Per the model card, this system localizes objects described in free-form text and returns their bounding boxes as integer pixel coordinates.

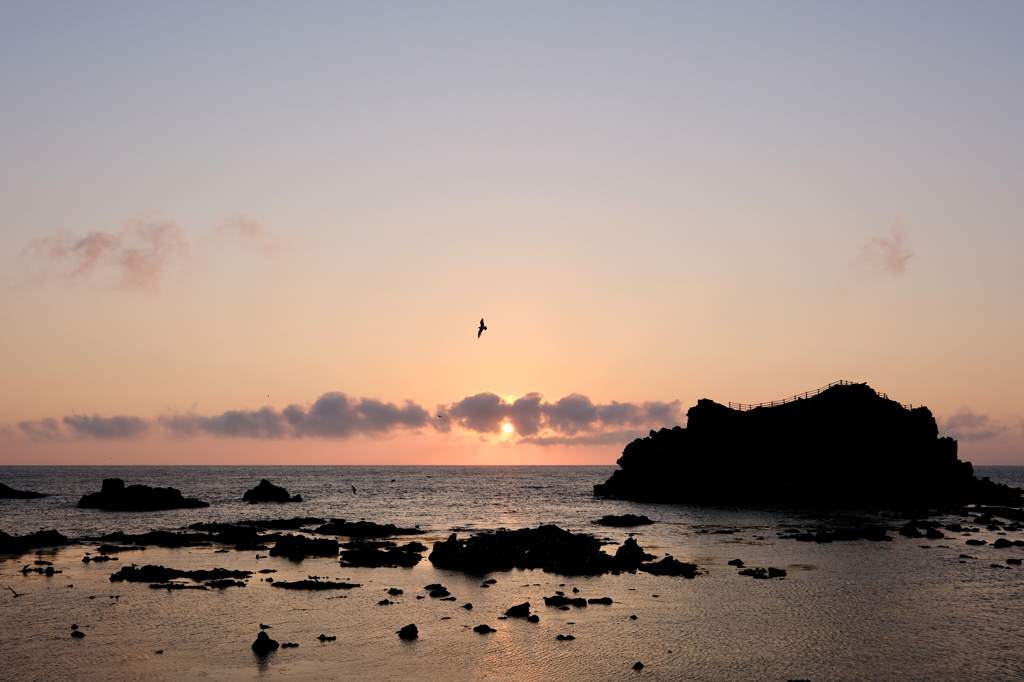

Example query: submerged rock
[594,382,1021,508]
[0,482,46,499]
[242,479,303,503]
[597,514,654,527]
[78,478,208,511]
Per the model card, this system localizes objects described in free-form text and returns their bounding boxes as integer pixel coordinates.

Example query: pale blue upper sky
[2,2,1023,464]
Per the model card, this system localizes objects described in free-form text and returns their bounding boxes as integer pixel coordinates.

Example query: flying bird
[478,318,487,338]
[351,484,357,494]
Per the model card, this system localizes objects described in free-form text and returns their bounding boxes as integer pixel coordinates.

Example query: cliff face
[594,383,1016,508]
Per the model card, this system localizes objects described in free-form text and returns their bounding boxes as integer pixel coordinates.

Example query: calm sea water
[2,465,1023,682]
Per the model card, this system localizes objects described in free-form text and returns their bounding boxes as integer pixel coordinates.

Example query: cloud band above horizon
[8,390,684,447]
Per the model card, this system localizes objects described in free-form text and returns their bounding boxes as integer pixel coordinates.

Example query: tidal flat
[2,465,1023,681]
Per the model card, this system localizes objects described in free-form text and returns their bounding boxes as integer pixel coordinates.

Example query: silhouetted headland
[78,478,210,511]
[0,482,46,499]
[594,382,1023,508]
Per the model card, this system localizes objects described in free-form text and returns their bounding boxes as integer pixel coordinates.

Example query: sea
[2,465,1023,682]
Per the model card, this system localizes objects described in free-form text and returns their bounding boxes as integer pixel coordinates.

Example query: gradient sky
[2,2,1023,465]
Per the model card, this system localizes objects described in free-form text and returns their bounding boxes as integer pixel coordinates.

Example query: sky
[1,1,1023,466]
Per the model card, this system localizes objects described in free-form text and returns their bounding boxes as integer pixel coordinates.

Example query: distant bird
[478,318,487,338]
[351,485,357,494]
[260,623,271,629]
[7,585,19,598]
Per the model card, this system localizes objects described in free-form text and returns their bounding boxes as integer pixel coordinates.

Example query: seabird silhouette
[351,485,357,494]
[260,623,271,629]
[478,318,487,338]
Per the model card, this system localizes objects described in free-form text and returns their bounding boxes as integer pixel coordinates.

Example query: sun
[502,423,514,434]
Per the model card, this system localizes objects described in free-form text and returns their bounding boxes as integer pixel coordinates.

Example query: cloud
[161,392,430,439]
[14,214,190,293]
[438,391,682,443]
[16,418,65,442]
[63,414,150,439]
[9,391,682,447]
[213,216,289,259]
[859,220,912,276]
[939,408,1009,442]
[10,213,287,292]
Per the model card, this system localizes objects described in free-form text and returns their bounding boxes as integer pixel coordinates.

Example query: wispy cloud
[6,390,682,447]
[9,213,286,293]
[63,414,151,439]
[859,220,912,276]
[161,392,431,440]
[939,408,1009,442]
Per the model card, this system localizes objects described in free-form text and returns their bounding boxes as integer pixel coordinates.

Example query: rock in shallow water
[397,624,418,640]
[252,631,279,654]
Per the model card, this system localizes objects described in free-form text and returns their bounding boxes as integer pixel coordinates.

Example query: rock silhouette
[269,534,339,561]
[0,482,46,499]
[429,525,681,576]
[314,519,425,537]
[242,480,303,503]
[594,382,1022,508]
[78,478,209,511]
[252,631,279,654]
[110,565,252,583]
[397,624,418,640]
[596,514,653,527]
[0,529,73,555]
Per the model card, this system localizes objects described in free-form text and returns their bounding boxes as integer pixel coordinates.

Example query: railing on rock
[728,380,913,411]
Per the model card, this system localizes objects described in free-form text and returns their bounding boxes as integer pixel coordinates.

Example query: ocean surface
[2,465,1023,682]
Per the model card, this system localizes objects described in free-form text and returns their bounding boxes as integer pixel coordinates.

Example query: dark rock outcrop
[78,478,209,511]
[109,565,252,583]
[0,529,73,555]
[429,525,679,576]
[505,602,531,618]
[473,624,496,634]
[0,482,45,499]
[242,480,302,503]
[596,514,654,527]
[397,624,418,640]
[271,580,361,590]
[269,534,339,561]
[314,519,424,538]
[594,383,1018,508]
[338,540,424,568]
[252,631,279,654]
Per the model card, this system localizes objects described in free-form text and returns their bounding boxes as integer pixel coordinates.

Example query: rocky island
[78,478,210,511]
[595,381,1023,508]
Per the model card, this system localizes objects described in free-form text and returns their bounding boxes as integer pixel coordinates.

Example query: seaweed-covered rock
[78,478,209,511]
[594,383,1019,508]
[0,482,46,499]
[242,480,302,503]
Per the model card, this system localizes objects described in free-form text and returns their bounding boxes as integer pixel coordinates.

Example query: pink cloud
[860,221,912,276]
